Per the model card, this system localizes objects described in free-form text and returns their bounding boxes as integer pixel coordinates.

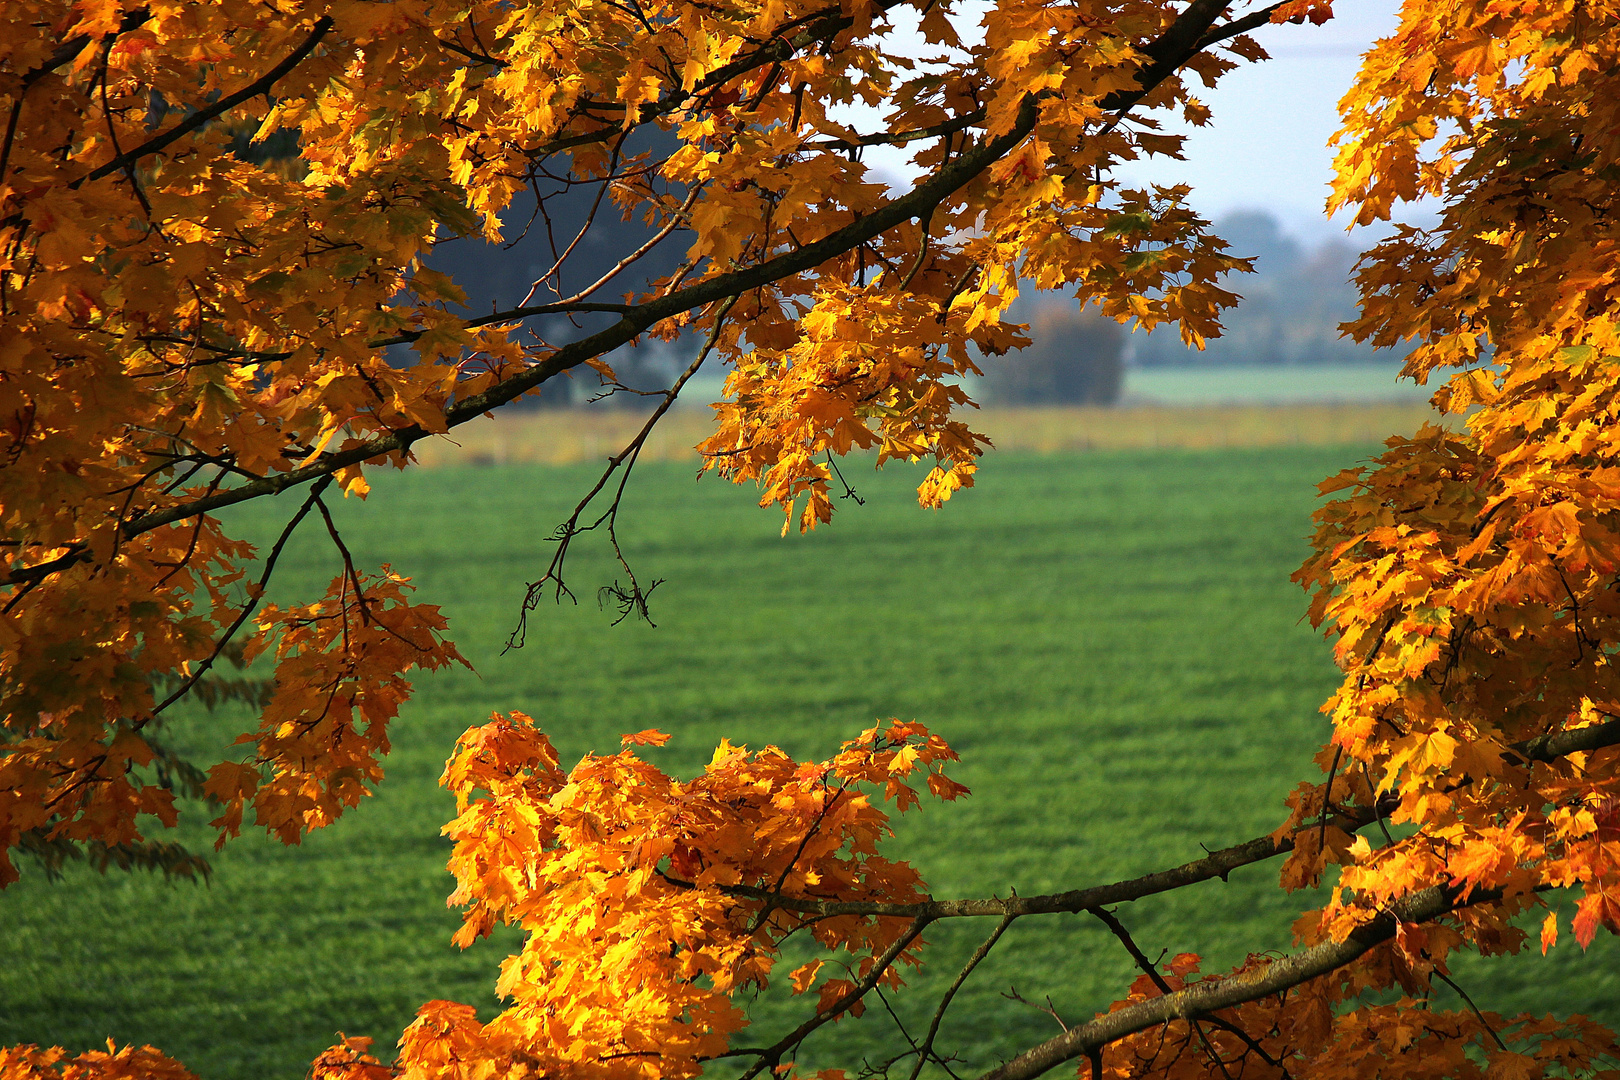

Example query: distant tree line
[1127,210,1401,368]
[428,197,1393,409]
[974,210,1405,407]
[424,132,693,407]
[973,300,1126,406]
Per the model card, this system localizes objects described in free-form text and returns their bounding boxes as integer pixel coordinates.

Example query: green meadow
[3,447,1615,1079]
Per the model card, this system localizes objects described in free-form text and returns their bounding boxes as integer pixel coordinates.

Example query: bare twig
[907,913,1018,1080]
[139,474,333,725]
[1362,762,1395,846]
[1002,986,1070,1032]
[1431,969,1508,1052]
[542,184,705,308]
[506,294,741,644]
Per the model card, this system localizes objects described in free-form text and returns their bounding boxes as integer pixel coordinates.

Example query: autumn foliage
[5,0,1620,1077]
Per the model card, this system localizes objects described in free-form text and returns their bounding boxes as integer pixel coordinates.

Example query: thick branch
[1192,1,1292,52]
[84,94,1043,549]
[1095,0,1233,115]
[678,717,1620,922]
[1515,716,1620,762]
[976,886,1466,1080]
[693,821,1321,920]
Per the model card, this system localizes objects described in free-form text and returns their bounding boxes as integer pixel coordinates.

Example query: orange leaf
[1573,891,1620,949]
[789,960,824,994]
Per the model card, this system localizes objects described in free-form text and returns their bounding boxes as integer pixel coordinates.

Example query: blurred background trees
[1128,210,1389,368]
[429,203,1396,411]
[975,301,1127,406]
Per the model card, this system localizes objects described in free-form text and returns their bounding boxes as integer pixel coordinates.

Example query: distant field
[2,447,1610,1080]
[409,398,1453,468]
[1121,363,1434,406]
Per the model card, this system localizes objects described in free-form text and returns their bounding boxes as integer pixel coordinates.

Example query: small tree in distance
[3,1,1620,1079]
[976,300,1126,406]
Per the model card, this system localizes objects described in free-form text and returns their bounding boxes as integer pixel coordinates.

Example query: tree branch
[139,474,333,725]
[1192,1,1292,53]
[1,8,154,180]
[906,912,1018,1080]
[976,885,1481,1080]
[64,93,1043,553]
[505,293,741,642]
[3,0,1314,588]
[733,916,933,1080]
[663,716,1620,923]
[72,17,334,188]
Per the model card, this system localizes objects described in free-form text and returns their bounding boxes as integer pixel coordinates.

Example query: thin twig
[505,293,740,645]
[1002,986,1069,1032]
[547,184,705,307]
[1362,762,1396,846]
[1315,745,1344,862]
[733,917,933,1080]
[1431,970,1508,1051]
[907,913,1017,1080]
[139,474,334,725]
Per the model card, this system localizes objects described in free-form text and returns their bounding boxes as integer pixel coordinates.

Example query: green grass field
[2,447,1615,1079]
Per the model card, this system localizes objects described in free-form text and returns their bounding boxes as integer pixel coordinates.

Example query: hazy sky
[853,0,1421,246]
[1109,0,1413,243]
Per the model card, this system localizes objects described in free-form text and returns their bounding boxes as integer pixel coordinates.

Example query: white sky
[1109,0,1415,243]
[855,0,1423,247]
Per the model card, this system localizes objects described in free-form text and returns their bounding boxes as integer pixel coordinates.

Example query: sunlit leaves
[15,0,1620,1076]
[1282,0,1620,1004]
[413,714,962,1080]
[2,0,1266,874]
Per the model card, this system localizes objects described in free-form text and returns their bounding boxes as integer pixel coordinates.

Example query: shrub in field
[3,1,1620,1079]
[977,302,1125,406]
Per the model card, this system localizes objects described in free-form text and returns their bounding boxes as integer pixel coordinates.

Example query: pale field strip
[408,402,1458,468]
